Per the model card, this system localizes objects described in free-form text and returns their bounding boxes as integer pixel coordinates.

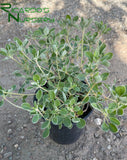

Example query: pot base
[49,105,93,145]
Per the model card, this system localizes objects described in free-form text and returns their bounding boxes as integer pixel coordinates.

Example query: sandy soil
[0,0,127,160]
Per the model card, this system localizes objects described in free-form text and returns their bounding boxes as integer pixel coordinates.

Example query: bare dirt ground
[0,0,127,160]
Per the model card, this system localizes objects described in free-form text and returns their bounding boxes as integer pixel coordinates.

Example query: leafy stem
[35,58,45,75]
[4,97,26,111]
[81,29,85,69]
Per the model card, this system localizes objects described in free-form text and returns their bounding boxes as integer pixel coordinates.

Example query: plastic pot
[33,83,93,144]
[49,104,93,144]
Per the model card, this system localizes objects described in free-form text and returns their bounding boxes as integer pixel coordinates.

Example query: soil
[0,0,127,160]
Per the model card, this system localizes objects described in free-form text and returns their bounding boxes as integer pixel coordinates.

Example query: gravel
[4,152,12,158]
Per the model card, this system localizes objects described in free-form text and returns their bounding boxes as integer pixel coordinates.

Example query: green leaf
[49,90,55,100]
[76,119,86,129]
[77,74,85,81]
[32,114,40,124]
[22,95,27,103]
[94,74,102,82]
[44,27,49,35]
[66,15,71,20]
[42,128,50,138]
[63,87,69,93]
[0,100,4,107]
[89,96,97,103]
[62,50,67,57]
[73,16,79,22]
[121,105,127,109]
[62,92,67,102]
[101,72,109,81]
[77,110,83,116]
[73,106,80,112]
[109,123,118,133]
[104,52,113,60]
[39,40,45,45]
[101,122,109,132]
[91,103,100,111]
[108,102,118,110]
[32,48,37,56]
[33,74,40,81]
[99,43,106,54]
[14,72,22,77]
[80,17,85,30]
[54,99,60,107]
[14,37,22,46]
[83,96,89,103]
[0,48,7,56]
[117,108,123,115]
[0,86,3,90]
[26,86,34,90]
[33,30,42,36]
[101,60,110,67]
[60,29,67,35]
[63,117,71,128]
[60,39,65,44]
[36,90,42,101]
[108,110,116,116]
[70,98,75,106]
[67,77,73,84]
[21,103,32,111]
[60,108,68,115]
[23,39,28,47]
[41,120,50,129]
[6,44,10,50]
[85,51,93,62]
[0,90,3,96]
[119,97,127,103]
[110,117,120,126]
[52,116,58,125]
[72,117,80,123]
[115,85,126,96]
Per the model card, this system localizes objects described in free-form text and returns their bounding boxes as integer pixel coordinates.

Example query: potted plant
[0,15,127,144]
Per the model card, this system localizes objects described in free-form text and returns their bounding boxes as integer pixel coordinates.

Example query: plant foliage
[0,15,127,138]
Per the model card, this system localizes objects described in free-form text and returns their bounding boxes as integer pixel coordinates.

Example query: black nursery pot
[49,104,93,145]
[33,84,93,145]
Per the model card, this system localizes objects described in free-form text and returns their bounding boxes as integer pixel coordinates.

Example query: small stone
[68,153,72,159]
[23,124,27,128]
[18,147,21,150]
[0,149,4,154]
[14,144,19,149]
[94,130,101,138]
[7,129,12,135]
[107,145,111,150]
[20,136,24,139]
[94,118,102,125]
[9,156,12,160]
[110,152,116,157]
[8,120,12,124]
[93,158,98,160]
[8,39,11,41]
[4,152,12,158]
[107,138,111,142]
[113,135,116,140]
